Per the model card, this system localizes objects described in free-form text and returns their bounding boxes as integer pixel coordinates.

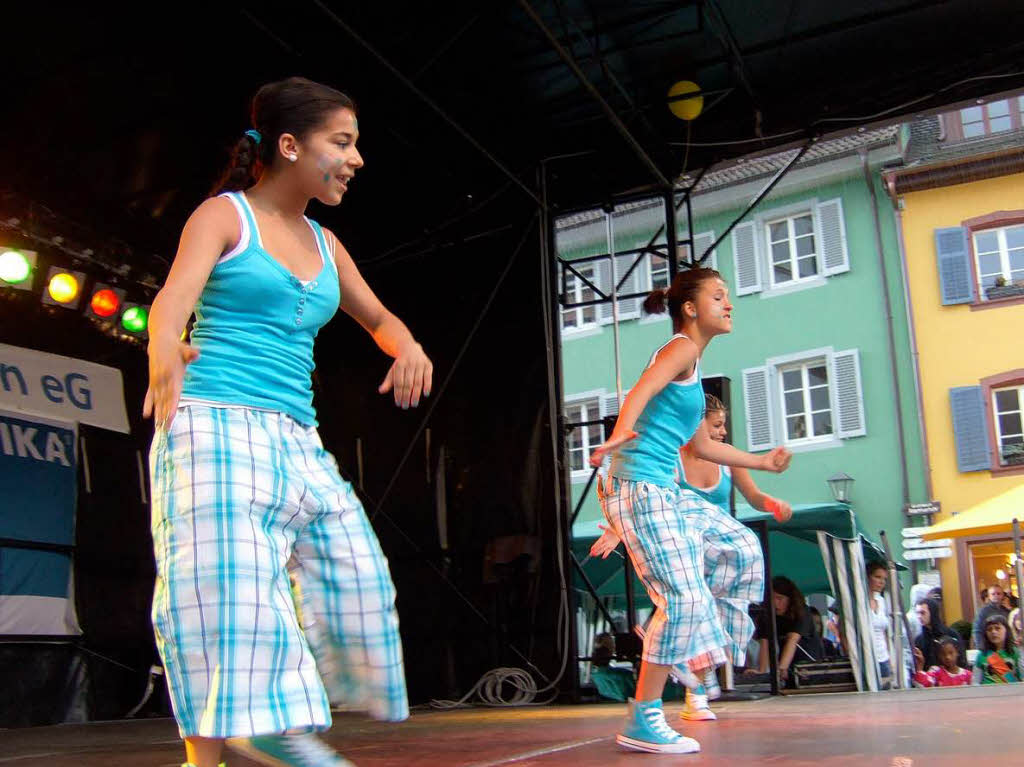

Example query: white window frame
[765,211,820,289]
[564,390,606,480]
[765,347,843,453]
[560,262,602,338]
[754,199,828,299]
[973,224,1024,297]
[992,384,1024,467]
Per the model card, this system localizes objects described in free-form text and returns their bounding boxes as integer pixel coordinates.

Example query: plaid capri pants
[679,494,764,665]
[600,477,729,667]
[149,405,408,738]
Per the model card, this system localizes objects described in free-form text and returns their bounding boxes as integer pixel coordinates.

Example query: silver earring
[691,312,698,319]
[288,154,298,162]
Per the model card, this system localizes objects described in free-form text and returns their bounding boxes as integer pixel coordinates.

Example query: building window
[779,360,832,444]
[561,263,599,331]
[649,254,670,290]
[993,385,1024,467]
[960,99,1013,138]
[973,224,1024,294]
[565,397,603,474]
[766,212,818,287]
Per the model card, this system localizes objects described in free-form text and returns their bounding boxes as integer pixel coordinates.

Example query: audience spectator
[1009,607,1023,649]
[808,606,838,659]
[913,636,971,687]
[867,562,893,688]
[589,633,634,702]
[750,577,817,686]
[973,614,1022,684]
[973,584,1010,649]
[914,598,966,671]
[906,584,932,640]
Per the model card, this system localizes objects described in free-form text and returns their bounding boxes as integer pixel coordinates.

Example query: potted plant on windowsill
[986,276,1024,301]
[1002,444,1024,467]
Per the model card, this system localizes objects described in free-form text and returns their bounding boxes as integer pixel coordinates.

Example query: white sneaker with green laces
[227,733,354,767]
[680,686,717,721]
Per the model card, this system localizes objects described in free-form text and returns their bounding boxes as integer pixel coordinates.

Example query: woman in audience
[914,598,966,671]
[750,577,817,686]
[913,636,970,687]
[973,614,1022,684]
[867,562,893,688]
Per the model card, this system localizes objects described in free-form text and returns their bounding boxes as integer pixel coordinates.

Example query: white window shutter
[693,231,717,270]
[817,198,850,276]
[742,366,774,451]
[599,255,643,322]
[732,221,761,295]
[832,349,866,438]
[603,391,621,418]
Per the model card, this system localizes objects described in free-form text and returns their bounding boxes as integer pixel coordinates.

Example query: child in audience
[973,614,1022,684]
[913,636,970,687]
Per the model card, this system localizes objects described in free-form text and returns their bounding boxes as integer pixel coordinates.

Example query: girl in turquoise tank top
[588,268,791,755]
[145,78,431,767]
[677,394,793,521]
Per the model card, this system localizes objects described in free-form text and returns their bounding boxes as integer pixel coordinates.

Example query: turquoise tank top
[677,461,732,512]
[181,192,340,426]
[609,334,706,486]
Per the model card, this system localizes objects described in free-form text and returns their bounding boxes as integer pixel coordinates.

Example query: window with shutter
[564,396,603,478]
[949,386,992,472]
[742,366,774,451]
[972,224,1024,301]
[935,227,975,305]
[817,198,850,276]
[832,349,866,438]
[733,221,761,295]
[600,254,644,322]
[756,347,865,451]
[777,359,833,443]
[560,262,600,333]
[679,231,717,271]
[992,385,1024,467]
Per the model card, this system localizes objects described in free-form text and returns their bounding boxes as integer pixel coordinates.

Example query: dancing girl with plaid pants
[145,78,432,767]
[588,267,791,754]
[592,392,792,723]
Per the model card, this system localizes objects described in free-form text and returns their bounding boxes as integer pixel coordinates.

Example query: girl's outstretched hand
[589,430,637,467]
[759,446,792,473]
[764,496,793,523]
[589,524,622,559]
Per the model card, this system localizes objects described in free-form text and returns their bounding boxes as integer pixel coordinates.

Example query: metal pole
[758,520,781,695]
[540,161,579,702]
[702,139,815,257]
[310,0,542,207]
[606,213,623,406]
[517,0,672,189]
[880,529,914,689]
[1013,519,1024,606]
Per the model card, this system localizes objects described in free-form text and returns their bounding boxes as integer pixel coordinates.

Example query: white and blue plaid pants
[600,477,729,667]
[150,405,408,738]
[681,496,764,665]
[601,477,763,668]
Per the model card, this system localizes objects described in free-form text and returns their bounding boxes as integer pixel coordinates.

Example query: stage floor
[2,685,1019,765]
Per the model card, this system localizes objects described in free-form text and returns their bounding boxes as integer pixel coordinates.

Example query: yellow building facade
[888,125,1024,624]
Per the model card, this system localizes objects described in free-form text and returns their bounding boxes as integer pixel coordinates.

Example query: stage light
[668,80,703,121]
[0,248,38,290]
[86,283,125,320]
[120,303,150,335]
[42,267,87,308]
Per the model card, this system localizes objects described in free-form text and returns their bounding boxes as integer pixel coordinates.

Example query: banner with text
[0,409,81,635]
[0,343,129,433]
